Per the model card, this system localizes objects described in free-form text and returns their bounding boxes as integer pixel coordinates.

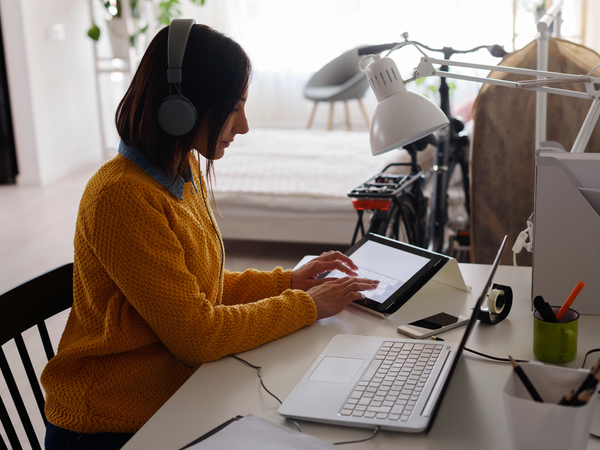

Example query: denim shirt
[118,141,198,200]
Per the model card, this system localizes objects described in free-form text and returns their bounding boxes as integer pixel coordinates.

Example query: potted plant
[88,0,205,56]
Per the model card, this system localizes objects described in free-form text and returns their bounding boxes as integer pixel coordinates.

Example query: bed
[211,128,435,246]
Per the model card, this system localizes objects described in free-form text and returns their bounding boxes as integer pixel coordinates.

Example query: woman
[41,21,378,449]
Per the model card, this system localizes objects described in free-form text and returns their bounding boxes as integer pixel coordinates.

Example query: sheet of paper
[185,415,339,450]
[539,150,600,189]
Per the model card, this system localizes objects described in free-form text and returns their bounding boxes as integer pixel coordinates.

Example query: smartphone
[397,312,469,339]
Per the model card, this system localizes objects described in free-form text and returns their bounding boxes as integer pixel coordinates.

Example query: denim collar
[118,141,197,200]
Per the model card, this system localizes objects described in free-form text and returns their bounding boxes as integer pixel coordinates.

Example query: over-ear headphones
[478,283,513,325]
[158,19,198,136]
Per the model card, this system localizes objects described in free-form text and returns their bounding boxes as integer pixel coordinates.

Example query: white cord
[384,41,428,58]
[512,212,534,266]
[358,41,429,72]
[587,64,600,76]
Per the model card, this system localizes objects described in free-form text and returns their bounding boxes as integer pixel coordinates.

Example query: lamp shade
[364,55,449,156]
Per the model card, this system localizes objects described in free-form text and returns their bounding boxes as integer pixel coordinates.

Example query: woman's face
[195,93,249,160]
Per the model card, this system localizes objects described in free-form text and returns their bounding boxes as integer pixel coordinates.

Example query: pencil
[572,388,595,406]
[556,280,585,321]
[558,389,575,405]
[574,359,600,397]
[509,356,544,402]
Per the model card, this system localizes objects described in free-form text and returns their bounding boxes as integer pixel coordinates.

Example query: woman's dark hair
[115,24,251,187]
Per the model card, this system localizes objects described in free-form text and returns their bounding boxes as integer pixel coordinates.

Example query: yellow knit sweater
[41,152,317,434]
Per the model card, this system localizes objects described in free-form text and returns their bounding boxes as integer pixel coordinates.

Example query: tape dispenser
[478,283,513,325]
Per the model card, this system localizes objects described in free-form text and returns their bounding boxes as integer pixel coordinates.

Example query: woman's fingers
[307,277,380,320]
[306,260,358,277]
[291,251,362,291]
[317,251,359,271]
[301,275,378,291]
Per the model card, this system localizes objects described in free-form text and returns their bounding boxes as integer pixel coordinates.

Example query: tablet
[324,233,449,315]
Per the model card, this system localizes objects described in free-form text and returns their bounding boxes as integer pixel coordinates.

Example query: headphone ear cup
[158,95,198,136]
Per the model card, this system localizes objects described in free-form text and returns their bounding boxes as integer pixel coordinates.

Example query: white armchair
[304,48,371,130]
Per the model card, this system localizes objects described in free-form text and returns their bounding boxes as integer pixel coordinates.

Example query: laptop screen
[425,235,508,432]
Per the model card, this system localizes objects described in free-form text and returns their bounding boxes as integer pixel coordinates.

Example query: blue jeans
[45,423,134,450]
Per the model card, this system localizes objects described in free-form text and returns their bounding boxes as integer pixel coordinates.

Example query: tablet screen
[324,233,448,314]
[328,239,430,304]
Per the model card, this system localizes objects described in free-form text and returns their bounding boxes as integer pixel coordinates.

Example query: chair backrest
[306,48,365,88]
[0,263,74,450]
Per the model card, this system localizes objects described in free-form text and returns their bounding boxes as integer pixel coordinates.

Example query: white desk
[122,265,600,449]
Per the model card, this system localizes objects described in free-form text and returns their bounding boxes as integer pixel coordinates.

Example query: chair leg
[344,101,351,131]
[306,102,318,129]
[358,98,371,129]
[328,102,334,130]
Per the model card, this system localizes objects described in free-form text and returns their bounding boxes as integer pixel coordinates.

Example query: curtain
[182,0,518,129]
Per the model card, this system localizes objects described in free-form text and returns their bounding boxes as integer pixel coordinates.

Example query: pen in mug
[556,280,585,321]
[533,296,557,322]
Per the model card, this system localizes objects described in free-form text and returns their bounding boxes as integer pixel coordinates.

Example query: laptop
[279,236,508,433]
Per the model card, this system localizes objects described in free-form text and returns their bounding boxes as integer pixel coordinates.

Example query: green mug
[533,307,578,363]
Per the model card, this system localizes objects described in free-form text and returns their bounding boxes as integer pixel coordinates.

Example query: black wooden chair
[0,263,73,450]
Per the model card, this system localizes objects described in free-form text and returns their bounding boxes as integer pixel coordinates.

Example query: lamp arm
[418,68,592,101]
[409,56,600,153]
[418,56,594,83]
[413,56,598,101]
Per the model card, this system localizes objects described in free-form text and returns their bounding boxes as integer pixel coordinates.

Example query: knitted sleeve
[83,180,317,366]
[221,268,293,305]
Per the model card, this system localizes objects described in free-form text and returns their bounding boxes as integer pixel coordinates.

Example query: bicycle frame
[348,150,428,247]
[357,37,507,253]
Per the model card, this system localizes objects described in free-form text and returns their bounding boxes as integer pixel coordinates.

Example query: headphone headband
[167,19,196,83]
[158,18,198,136]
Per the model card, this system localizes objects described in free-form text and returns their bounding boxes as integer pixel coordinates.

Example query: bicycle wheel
[400,187,428,248]
[366,210,391,237]
[367,189,427,248]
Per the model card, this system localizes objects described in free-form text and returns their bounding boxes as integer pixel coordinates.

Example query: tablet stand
[350,256,471,319]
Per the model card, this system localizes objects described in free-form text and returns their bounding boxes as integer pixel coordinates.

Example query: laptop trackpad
[308,357,365,383]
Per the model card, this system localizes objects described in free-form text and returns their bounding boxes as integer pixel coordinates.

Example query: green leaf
[87,24,101,41]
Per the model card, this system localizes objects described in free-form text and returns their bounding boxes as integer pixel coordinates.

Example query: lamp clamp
[413,57,437,79]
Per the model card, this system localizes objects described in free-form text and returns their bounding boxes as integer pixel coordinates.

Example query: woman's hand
[290,251,379,319]
[307,277,379,320]
[291,251,360,291]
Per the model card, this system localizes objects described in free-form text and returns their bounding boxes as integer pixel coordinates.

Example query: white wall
[0,0,103,185]
[585,0,600,56]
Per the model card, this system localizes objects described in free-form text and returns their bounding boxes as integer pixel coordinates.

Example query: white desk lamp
[360,42,600,156]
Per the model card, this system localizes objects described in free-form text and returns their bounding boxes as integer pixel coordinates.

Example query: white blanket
[211,128,433,244]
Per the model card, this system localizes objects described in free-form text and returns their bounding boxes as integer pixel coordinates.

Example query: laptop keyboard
[339,341,442,422]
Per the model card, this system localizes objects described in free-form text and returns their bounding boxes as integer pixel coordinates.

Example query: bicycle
[352,34,507,253]
[348,135,433,248]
